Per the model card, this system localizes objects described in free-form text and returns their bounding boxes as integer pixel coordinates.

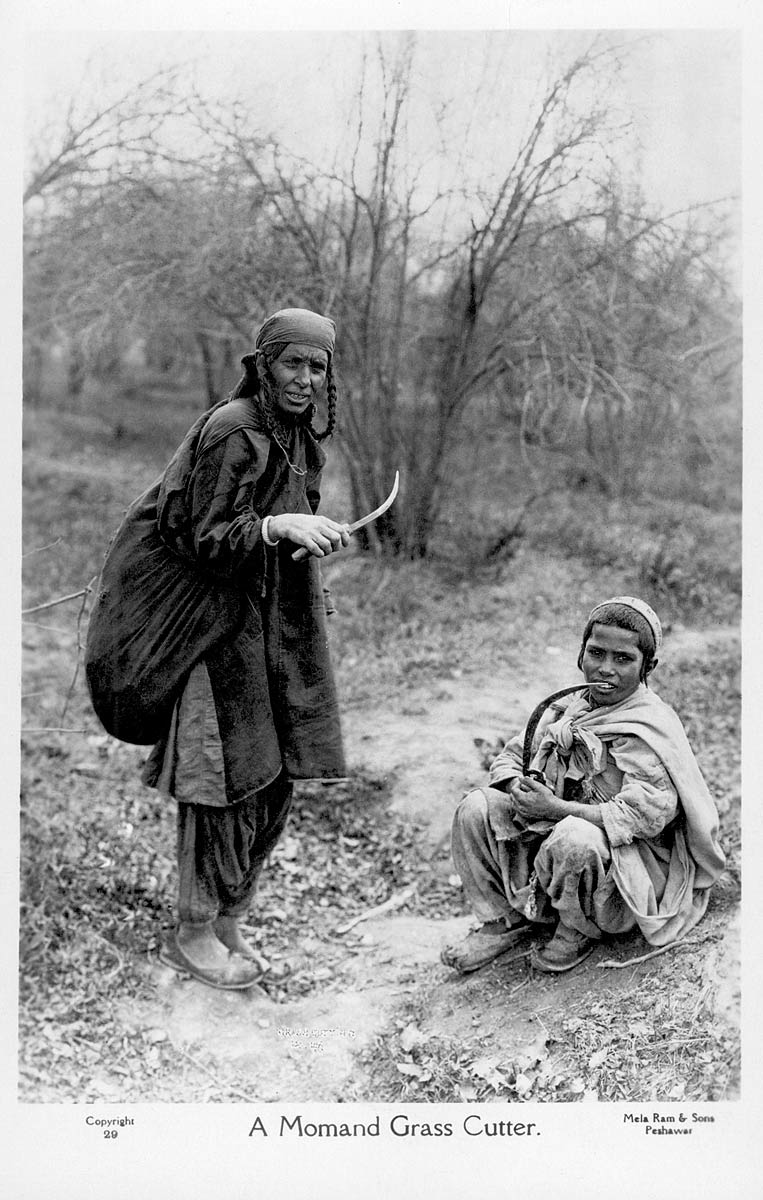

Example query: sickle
[522,684,588,779]
[291,471,400,561]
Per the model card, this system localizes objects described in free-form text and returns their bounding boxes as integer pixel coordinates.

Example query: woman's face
[581,623,645,706]
[265,342,329,418]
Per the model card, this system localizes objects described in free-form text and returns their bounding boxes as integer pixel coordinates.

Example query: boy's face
[581,623,644,706]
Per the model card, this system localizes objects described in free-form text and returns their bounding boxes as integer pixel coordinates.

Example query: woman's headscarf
[255,308,336,355]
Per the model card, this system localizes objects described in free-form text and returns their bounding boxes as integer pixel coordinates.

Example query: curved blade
[290,471,400,561]
[348,471,400,534]
[521,684,587,776]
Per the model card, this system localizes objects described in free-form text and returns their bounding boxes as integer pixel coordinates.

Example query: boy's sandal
[441,919,532,973]
[158,934,263,991]
[530,925,596,973]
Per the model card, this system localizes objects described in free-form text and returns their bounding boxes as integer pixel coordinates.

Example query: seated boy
[441,596,725,974]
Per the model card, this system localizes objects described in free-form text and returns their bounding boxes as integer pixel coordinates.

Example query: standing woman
[118,308,350,990]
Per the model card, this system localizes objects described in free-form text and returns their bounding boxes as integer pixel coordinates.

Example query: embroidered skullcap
[587,596,663,653]
[256,308,336,355]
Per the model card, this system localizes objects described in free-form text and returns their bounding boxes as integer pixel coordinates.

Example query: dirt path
[130,648,573,1100]
[127,623,739,1102]
[341,619,739,844]
[343,673,538,850]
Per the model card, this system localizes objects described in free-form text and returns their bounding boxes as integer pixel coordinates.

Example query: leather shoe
[441,919,531,973]
[531,923,595,973]
[159,933,263,990]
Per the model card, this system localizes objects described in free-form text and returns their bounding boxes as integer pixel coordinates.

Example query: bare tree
[237,39,636,555]
[190,39,626,552]
[23,34,740,554]
[24,63,197,401]
[24,64,189,207]
[494,184,741,499]
[24,155,292,405]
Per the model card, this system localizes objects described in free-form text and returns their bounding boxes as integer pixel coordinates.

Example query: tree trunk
[197,332,218,408]
[67,341,86,400]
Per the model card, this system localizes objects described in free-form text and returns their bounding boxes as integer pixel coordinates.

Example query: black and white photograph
[7,0,758,1196]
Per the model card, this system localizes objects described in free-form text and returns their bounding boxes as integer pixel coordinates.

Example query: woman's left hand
[512,776,565,822]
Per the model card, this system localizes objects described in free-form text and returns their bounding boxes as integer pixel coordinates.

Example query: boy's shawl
[530,684,725,946]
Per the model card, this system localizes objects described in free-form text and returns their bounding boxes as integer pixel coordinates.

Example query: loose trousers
[176,772,293,925]
[451,787,638,939]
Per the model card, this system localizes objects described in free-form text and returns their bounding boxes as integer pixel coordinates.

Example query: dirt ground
[112,623,740,1104]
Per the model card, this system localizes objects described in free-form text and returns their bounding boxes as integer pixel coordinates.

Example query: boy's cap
[587,596,663,653]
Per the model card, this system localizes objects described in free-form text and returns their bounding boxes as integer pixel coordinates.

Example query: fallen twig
[22,537,64,558]
[598,939,697,969]
[334,883,417,934]
[22,587,92,615]
[22,727,88,734]
[60,576,97,725]
[492,947,533,968]
[176,1046,252,1103]
[22,622,76,634]
[505,978,531,997]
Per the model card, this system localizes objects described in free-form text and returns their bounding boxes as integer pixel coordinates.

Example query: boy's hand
[512,776,565,822]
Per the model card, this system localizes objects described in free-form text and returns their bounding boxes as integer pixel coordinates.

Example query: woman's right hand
[268,513,351,557]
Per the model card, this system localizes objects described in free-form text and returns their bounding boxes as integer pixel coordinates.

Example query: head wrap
[255,308,336,355]
[587,596,663,653]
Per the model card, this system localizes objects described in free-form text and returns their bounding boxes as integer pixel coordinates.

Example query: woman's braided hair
[231,342,337,443]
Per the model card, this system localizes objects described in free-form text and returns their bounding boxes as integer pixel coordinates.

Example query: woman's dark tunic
[140,396,346,804]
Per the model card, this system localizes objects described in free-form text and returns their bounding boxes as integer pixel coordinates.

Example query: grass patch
[19,397,741,1104]
[353,909,739,1105]
[525,493,741,627]
[18,741,467,1101]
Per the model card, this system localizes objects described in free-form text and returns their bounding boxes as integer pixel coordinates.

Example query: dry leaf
[469,1055,501,1078]
[564,1017,585,1033]
[627,1021,652,1037]
[72,763,100,776]
[399,1023,428,1053]
[396,1062,432,1080]
[469,1056,509,1091]
[517,1033,549,1071]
